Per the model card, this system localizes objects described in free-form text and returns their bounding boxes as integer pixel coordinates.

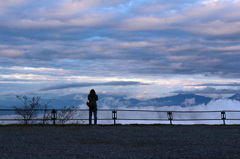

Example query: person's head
[90,89,96,95]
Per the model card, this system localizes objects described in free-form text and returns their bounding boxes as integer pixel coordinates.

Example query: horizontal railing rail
[0,109,240,125]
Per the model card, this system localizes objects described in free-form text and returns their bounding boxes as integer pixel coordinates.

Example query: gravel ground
[0,125,240,159]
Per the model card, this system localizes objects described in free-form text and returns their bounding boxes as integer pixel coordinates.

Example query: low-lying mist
[74,98,240,125]
[1,99,240,125]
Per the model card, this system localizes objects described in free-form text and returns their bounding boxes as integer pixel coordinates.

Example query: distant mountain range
[120,94,212,107]
[229,93,240,101]
[1,93,240,109]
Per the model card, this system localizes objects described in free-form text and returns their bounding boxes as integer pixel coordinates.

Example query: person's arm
[95,95,98,101]
[88,95,90,101]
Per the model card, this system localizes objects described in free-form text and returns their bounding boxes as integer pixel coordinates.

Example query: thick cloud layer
[1,0,240,76]
[0,0,240,98]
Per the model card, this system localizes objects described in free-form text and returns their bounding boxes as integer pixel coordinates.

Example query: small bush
[13,95,41,124]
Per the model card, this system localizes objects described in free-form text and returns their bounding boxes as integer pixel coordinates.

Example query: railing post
[51,109,57,125]
[112,109,117,125]
[221,111,226,125]
[167,111,173,125]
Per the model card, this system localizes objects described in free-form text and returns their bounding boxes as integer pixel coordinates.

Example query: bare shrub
[57,106,77,124]
[42,100,51,124]
[13,95,41,124]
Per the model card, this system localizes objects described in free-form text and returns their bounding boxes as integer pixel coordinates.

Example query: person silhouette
[87,89,98,125]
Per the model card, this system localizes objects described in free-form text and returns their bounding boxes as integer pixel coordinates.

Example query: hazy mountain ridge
[1,93,240,109]
[229,93,240,101]
[144,94,211,107]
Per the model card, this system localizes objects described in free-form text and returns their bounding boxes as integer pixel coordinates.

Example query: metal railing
[0,109,240,125]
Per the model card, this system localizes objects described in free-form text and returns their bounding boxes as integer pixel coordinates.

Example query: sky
[0,0,240,100]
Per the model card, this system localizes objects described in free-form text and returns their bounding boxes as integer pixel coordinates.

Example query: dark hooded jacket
[88,89,98,110]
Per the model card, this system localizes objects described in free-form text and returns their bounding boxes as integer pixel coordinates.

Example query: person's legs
[89,109,92,125]
[94,110,97,125]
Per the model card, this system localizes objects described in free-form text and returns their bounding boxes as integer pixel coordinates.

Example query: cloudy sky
[0,0,240,99]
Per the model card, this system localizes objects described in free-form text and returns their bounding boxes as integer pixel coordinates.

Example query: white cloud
[186,21,240,36]
[0,49,25,58]
[0,0,28,15]
[182,98,196,106]
[35,0,128,18]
